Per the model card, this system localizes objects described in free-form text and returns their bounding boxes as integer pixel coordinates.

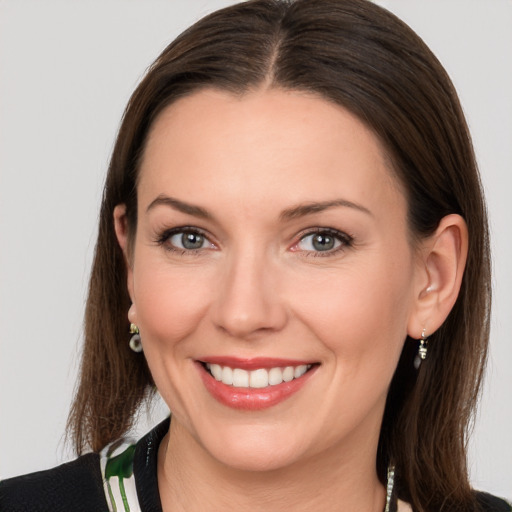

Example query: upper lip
[198,356,317,370]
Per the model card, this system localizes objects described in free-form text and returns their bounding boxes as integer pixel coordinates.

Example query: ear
[407,214,468,338]
[113,204,135,303]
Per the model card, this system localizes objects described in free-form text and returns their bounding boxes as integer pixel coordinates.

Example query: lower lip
[197,363,317,410]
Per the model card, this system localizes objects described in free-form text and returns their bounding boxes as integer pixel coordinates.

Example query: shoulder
[0,418,170,512]
[0,452,109,512]
[397,493,511,512]
[475,491,512,512]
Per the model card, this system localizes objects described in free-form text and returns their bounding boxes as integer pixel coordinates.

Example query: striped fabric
[100,438,141,512]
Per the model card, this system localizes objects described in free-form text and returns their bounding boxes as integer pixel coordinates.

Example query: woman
[0,0,510,511]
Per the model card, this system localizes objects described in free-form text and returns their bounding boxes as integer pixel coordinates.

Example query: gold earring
[129,323,142,353]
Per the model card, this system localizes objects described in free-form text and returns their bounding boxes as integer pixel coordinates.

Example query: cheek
[289,256,414,366]
[131,257,216,417]
[132,258,213,344]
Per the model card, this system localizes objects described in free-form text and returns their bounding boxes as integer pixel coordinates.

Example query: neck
[157,419,386,512]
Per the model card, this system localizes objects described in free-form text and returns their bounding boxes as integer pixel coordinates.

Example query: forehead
[138,88,404,220]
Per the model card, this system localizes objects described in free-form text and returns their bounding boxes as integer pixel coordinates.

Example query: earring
[413,328,428,370]
[384,464,395,512]
[129,323,143,353]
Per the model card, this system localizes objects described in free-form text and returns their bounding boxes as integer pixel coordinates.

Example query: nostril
[212,296,288,339]
[211,261,288,338]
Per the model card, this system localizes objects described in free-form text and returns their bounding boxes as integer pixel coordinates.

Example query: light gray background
[1,0,511,499]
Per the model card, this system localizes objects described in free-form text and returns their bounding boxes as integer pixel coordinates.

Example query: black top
[0,419,169,512]
[0,418,510,512]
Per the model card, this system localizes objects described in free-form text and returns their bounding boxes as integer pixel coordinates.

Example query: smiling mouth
[203,362,314,389]
[198,359,319,410]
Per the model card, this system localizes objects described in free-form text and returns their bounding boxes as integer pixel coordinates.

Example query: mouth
[197,358,318,410]
[203,362,312,388]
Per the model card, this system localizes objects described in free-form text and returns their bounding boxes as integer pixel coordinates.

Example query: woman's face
[121,88,424,471]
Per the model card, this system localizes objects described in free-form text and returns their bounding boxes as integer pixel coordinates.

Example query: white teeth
[210,363,222,381]
[282,366,294,382]
[249,368,269,388]
[232,368,249,387]
[268,367,284,386]
[205,363,312,388]
[294,365,308,378]
[221,366,233,385]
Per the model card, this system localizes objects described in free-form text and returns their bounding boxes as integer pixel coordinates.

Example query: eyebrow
[146,195,212,219]
[279,199,373,220]
[146,194,372,221]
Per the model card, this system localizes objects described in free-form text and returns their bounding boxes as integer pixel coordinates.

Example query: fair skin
[114,88,467,511]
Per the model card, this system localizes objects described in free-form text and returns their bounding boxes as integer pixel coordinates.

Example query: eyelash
[292,228,354,257]
[154,227,353,257]
[155,226,214,255]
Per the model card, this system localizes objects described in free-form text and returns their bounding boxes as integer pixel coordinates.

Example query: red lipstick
[196,358,317,410]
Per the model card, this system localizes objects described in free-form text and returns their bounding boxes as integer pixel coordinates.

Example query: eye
[156,228,215,253]
[170,231,209,250]
[293,229,352,254]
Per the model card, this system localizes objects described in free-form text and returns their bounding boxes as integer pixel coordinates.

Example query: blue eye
[296,230,351,253]
[170,231,208,250]
[156,228,215,252]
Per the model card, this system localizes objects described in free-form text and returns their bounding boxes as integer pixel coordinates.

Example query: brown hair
[68,1,491,510]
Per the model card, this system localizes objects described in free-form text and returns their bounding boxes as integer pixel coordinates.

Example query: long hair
[67,1,491,510]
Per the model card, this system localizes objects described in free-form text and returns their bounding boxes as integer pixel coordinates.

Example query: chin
[197,423,308,473]
[213,445,300,473]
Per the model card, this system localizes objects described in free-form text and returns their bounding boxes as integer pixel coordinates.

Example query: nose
[212,249,288,339]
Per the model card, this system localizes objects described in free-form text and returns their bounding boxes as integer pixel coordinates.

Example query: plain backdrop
[0,0,511,499]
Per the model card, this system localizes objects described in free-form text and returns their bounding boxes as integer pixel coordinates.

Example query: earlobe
[113,204,135,302]
[408,214,468,338]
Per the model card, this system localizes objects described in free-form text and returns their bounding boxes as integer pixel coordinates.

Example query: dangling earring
[414,328,428,369]
[384,464,395,512]
[129,323,143,353]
